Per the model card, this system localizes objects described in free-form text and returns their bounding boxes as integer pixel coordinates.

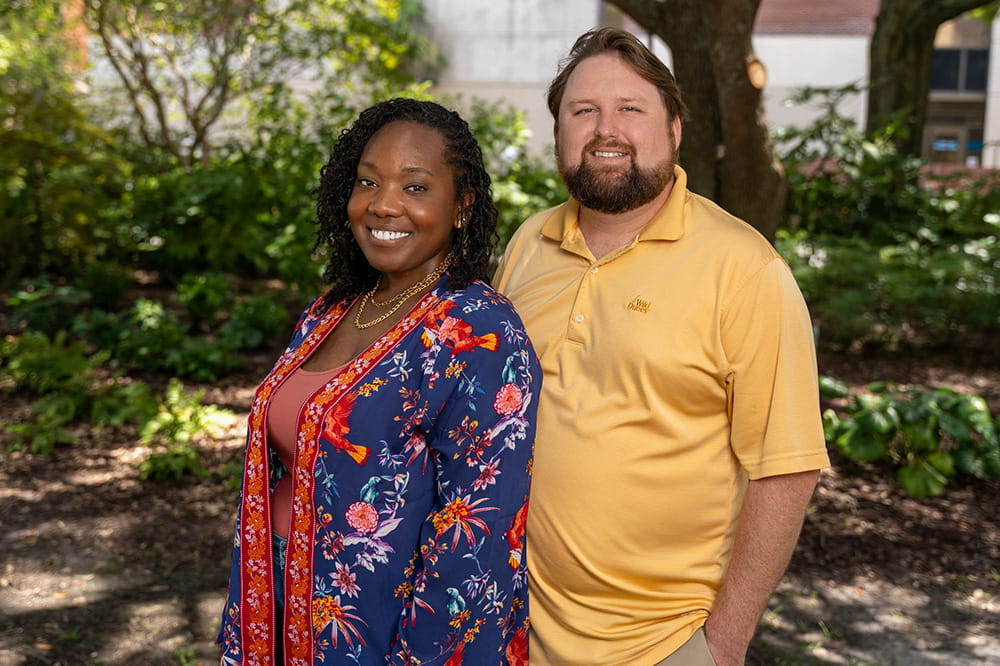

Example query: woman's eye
[357,177,376,188]
[405,184,427,193]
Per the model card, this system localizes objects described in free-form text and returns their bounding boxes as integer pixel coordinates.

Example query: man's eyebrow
[565,96,645,106]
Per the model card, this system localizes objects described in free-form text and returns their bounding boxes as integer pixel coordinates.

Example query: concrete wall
[753,35,869,130]
[983,19,1000,168]
[421,0,602,155]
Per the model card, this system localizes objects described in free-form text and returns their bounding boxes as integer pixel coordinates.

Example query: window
[931,48,990,93]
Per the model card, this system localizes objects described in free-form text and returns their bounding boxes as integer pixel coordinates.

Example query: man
[494,28,830,666]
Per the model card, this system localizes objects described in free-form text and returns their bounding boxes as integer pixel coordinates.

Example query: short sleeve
[722,258,830,479]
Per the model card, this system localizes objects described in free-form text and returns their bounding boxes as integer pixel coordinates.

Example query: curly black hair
[314,98,499,305]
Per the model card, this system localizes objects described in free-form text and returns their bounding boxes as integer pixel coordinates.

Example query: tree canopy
[81,0,442,165]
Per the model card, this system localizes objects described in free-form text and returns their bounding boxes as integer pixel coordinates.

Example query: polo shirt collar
[539,165,688,246]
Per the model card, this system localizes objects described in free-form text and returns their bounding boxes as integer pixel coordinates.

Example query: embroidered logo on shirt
[627,296,650,313]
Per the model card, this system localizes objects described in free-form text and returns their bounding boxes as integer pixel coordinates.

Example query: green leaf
[837,428,887,462]
[856,405,898,435]
[900,421,939,453]
[819,376,851,398]
[926,450,955,476]
[897,460,948,497]
[938,412,972,443]
[952,447,982,476]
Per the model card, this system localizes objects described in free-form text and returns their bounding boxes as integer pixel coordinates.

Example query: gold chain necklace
[354,251,453,330]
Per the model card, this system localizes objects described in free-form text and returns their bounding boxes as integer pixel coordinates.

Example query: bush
[461,98,568,252]
[218,295,291,350]
[776,85,1000,353]
[0,331,98,395]
[138,378,233,481]
[821,378,1000,496]
[5,279,93,337]
[0,331,157,454]
[778,232,1000,351]
[176,272,231,329]
[777,84,1000,246]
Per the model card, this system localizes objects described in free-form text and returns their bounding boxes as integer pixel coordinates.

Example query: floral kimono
[219,278,539,666]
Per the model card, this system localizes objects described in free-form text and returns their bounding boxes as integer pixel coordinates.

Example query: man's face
[555,53,681,214]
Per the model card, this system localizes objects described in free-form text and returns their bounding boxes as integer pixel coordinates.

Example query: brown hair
[547,27,687,125]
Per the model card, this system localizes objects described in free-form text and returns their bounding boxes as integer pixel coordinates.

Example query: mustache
[583,139,635,156]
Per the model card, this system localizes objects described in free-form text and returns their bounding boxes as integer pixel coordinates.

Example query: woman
[218,99,539,665]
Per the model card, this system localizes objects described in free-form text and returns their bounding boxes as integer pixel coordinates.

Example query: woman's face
[348,121,465,287]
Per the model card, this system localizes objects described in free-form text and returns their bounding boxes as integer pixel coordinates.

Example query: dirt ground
[0,352,998,666]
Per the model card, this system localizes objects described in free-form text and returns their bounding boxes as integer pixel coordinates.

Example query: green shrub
[778,232,1000,351]
[138,378,232,481]
[6,279,93,337]
[175,272,231,327]
[4,417,78,455]
[822,378,1000,496]
[78,297,243,381]
[90,381,159,429]
[139,444,209,482]
[777,84,1000,247]
[0,331,157,454]
[218,295,291,350]
[0,331,99,395]
[461,98,568,252]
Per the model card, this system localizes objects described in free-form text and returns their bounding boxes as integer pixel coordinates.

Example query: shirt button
[575,314,585,323]
[591,266,599,274]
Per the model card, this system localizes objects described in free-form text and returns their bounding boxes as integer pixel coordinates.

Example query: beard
[558,141,675,215]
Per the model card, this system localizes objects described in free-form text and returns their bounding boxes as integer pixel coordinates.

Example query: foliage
[778,84,1000,244]
[0,1,133,288]
[176,272,231,328]
[0,331,157,454]
[821,378,1000,496]
[82,0,441,165]
[460,98,567,253]
[0,331,98,395]
[76,297,243,382]
[777,84,927,242]
[6,279,93,337]
[776,85,1000,352]
[138,378,231,481]
[218,294,290,350]
[779,231,1000,351]
[124,135,327,289]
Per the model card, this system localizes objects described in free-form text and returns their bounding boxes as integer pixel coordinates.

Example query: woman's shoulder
[441,280,521,321]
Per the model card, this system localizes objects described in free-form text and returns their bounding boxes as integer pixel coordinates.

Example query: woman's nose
[368,188,402,217]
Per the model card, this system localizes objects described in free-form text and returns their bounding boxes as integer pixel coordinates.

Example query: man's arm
[703,469,820,666]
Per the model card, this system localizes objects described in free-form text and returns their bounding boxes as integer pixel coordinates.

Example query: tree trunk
[867,0,996,156]
[609,0,785,240]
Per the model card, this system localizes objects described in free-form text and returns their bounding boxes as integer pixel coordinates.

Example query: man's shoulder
[683,190,780,260]
[509,202,567,245]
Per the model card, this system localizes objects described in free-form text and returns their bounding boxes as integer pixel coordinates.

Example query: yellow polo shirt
[494,167,829,666]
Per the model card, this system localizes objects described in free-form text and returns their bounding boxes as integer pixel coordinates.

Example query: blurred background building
[421,0,1000,167]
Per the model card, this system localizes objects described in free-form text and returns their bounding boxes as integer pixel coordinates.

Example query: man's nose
[594,111,619,138]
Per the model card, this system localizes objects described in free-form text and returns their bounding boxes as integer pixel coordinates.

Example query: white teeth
[371,229,410,241]
[593,151,626,157]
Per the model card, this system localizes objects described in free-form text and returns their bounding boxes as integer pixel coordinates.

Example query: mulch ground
[1,351,998,665]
